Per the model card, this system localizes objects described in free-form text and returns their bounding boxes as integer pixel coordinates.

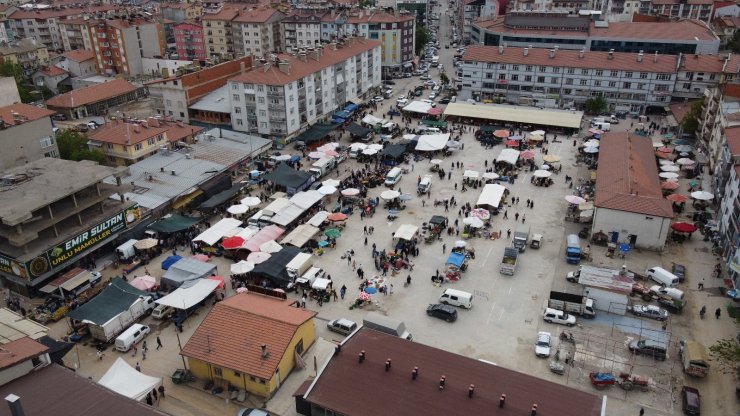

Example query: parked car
[426,304,458,322]
[681,386,700,415]
[672,263,686,282]
[403,73,412,78]
[414,90,423,97]
[631,304,669,321]
[420,75,431,81]
[327,318,358,336]
[372,96,384,102]
[534,331,552,357]
[439,98,450,104]
[628,339,668,361]
[542,308,576,326]
[52,113,67,121]
[429,93,437,100]
[384,80,396,85]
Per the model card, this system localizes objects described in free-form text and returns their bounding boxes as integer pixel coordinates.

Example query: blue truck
[565,234,582,264]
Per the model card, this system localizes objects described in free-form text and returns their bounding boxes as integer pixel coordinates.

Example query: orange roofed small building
[181,292,316,398]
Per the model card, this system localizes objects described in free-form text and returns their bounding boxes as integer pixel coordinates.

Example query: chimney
[133,124,141,133]
[579,49,584,59]
[637,50,644,62]
[548,49,555,59]
[278,61,290,75]
[171,170,176,176]
[299,52,307,62]
[608,49,614,60]
[310,49,320,61]
[468,384,475,398]
[240,61,245,74]
[653,51,658,63]
[358,350,366,363]
[411,366,418,379]
[523,47,528,56]
[261,344,269,359]
[499,394,506,408]
[498,45,504,54]
[5,394,25,416]
[531,404,538,416]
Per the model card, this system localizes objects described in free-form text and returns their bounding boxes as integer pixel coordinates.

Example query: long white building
[228,38,381,141]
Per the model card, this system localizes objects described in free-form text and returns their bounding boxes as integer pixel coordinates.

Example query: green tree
[440,73,449,85]
[709,338,740,375]
[681,100,705,135]
[0,61,35,103]
[415,24,429,56]
[584,97,607,114]
[728,31,740,54]
[56,129,107,164]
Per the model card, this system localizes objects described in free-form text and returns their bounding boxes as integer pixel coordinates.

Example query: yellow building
[181,292,317,398]
[202,5,240,60]
[0,38,49,73]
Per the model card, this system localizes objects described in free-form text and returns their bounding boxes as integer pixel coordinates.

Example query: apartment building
[472,14,720,55]
[0,5,17,42]
[160,2,203,24]
[281,13,321,50]
[673,54,740,99]
[227,39,381,140]
[58,18,93,51]
[146,56,253,122]
[699,84,740,173]
[713,15,740,46]
[202,5,240,60]
[639,0,714,24]
[88,18,165,76]
[0,103,58,170]
[233,8,285,57]
[458,0,497,45]
[58,49,98,77]
[0,38,49,75]
[716,126,740,288]
[174,21,206,61]
[460,45,677,112]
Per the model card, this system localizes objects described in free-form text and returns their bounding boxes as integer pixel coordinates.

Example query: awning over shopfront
[443,103,583,129]
[198,183,243,210]
[147,214,200,233]
[172,189,204,210]
[295,123,339,145]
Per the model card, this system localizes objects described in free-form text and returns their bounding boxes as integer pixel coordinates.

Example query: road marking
[498,308,505,321]
[486,302,496,325]
[481,246,493,268]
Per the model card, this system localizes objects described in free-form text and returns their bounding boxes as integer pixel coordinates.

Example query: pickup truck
[512,227,530,252]
[548,291,596,318]
[499,247,518,275]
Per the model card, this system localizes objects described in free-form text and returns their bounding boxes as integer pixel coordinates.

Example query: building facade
[460,45,677,112]
[58,18,94,52]
[281,13,322,50]
[160,2,203,24]
[88,18,165,77]
[233,8,285,57]
[638,0,714,24]
[58,49,98,78]
[673,54,740,100]
[0,39,49,76]
[227,39,381,141]
[0,103,58,170]
[716,128,740,289]
[202,5,240,61]
[174,21,206,61]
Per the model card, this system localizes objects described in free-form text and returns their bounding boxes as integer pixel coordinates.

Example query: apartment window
[511,75,519,81]
[166,99,172,106]
[640,72,648,79]
[537,76,545,83]
[134,143,143,151]
[525,75,532,82]
[565,78,573,85]
[235,107,242,114]
[39,136,54,148]
[638,83,645,89]
[567,68,574,74]
[232,94,240,102]
[625,71,633,78]
[525,65,533,71]
[498,74,506,80]
[257,85,264,92]
[553,67,560,73]
[550,77,558,84]
[214,368,223,377]
[580,79,588,86]
[512,65,519,70]
[539,66,546,71]
[610,70,618,77]
[594,81,601,87]
[580,69,589,75]
[237,119,243,126]
[608,81,617,87]
[623,82,632,88]
[258,97,265,104]
[485,72,493,79]
[260,122,267,129]
[259,110,266,116]
[595,70,603,76]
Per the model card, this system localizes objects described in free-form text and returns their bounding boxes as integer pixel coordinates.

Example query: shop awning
[198,183,243,210]
[421,119,448,128]
[155,279,220,309]
[172,189,203,210]
[295,123,339,145]
[148,214,200,233]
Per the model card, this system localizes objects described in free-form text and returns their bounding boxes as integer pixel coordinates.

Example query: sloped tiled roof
[38,66,67,77]
[668,100,698,124]
[45,78,137,108]
[680,53,740,73]
[87,120,168,145]
[0,337,48,370]
[594,132,674,218]
[181,293,315,379]
[63,49,96,62]
[726,127,740,156]
[0,103,54,126]
[233,8,282,23]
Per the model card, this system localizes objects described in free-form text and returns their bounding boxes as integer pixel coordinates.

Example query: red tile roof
[45,79,137,108]
[0,103,54,126]
[233,8,282,23]
[722,83,740,98]
[589,20,717,41]
[715,15,740,30]
[8,5,116,20]
[0,337,48,370]
[679,53,740,73]
[668,100,699,124]
[87,120,169,145]
[463,45,678,72]
[229,39,380,85]
[595,132,674,217]
[39,66,67,77]
[303,328,604,416]
[181,293,316,380]
[346,10,415,24]
[726,127,740,156]
[63,49,96,62]
[160,121,204,142]
[202,4,241,21]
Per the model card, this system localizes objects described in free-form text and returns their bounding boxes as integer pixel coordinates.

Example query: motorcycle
[560,332,575,343]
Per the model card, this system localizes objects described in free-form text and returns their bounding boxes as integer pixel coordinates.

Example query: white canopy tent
[496,148,521,165]
[312,277,332,290]
[155,278,220,309]
[307,211,329,227]
[476,184,507,209]
[362,114,386,125]
[393,224,419,241]
[402,101,433,114]
[280,224,320,247]
[413,134,451,151]
[193,218,242,246]
[98,358,160,401]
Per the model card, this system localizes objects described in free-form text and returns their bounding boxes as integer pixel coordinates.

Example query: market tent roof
[421,119,448,128]
[290,190,323,210]
[281,224,320,247]
[476,184,507,209]
[251,246,301,287]
[161,258,217,288]
[393,224,418,241]
[38,336,75,365]
[295,123,339,145]
[413,133,451,151]
[446,252,465,268]
[496,148,521,165]
[98,358,160,401]
[245,225,286,252]
[381,144,407,159]
[67,278,150,325]
[193,218,242,246]
[262,163,313,190]
[443,103,583,129]
[155,279,221,309]
[147,214,199,233]
[198,183,243,210]
[347,123,372,137]
[403,101,433,114]
[307,211,329,227]
[362,114,385,125]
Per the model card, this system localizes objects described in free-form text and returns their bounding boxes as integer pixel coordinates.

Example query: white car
[423,80,436,86]
[372,96,384,102]
[421,99,437,108]
[543,307,577,326]
[429,93,437,99]
[397,98,409,107]
[631,304,669,321]
[535,332,552,357]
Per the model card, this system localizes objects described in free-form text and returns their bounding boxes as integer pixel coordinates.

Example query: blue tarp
[161,255,182,270]
[446,252,465,268]
[344,103,358,113]
[334,110,352,120]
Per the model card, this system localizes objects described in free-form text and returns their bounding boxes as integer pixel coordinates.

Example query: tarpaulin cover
[251,246,301,287]
[67,278,149,325]
[147,214,200,233]
[295,123,339,145]
[413,134,451,151]
[347,123,371,137]
[262,163,314,189]
[198,183,243,210]
[155,278,220,309]
[334,110,352,120]
[38,336,75,365]
[496,148,521,165]
[161,258,217,288]
[281,224,320,247]
[161,255,182,270]
[362,114,385,125]
[381,144,407,159]
[393,224,418,241]
[476,184,507,209]
[446,252,465,268]
[344,103,359,113]
[193,218,243,246]
[421,119,447,128]
[245,225,286,252]
[98,358,160,401]
[403,101,433,114]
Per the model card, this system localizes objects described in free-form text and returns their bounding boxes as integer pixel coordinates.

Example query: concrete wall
[0,361,33,386]
[139,23,164,59]
[0,117,59,170]
[592,207,671,250]
[141,58,193,78]
[0,77,21,106]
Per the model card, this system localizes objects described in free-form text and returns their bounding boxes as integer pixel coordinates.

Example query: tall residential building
[160,2,203,24]
[58,18,94,51]
[699,84,740,172]
[174,21,206,61]
[638,0,714,24]
[459,45,677,112]
[281,13,322,50]
[458,0,498,45]
[0,103,58,170]
[227,38,381,140]
[233,8,285,57]
[202,5,240,60]
[89,18,165,76]
[716,127,740,288]
[673,53,740,100]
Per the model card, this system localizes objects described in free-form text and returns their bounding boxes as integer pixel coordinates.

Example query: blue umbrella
[364,287,378,294]
[618,243,631,254]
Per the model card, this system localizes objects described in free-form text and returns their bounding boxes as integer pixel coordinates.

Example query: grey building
[0,103,58,171]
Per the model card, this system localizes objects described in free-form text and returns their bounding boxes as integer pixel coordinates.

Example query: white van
[151,304,175,320]
[593,122,611,131]
[646,266,680,288]
[384,167,403,187]
[115,323,150,352]
[650,285,685,302]
[419,126,441,134]
[439,288,473,309]
[418,176,432,194]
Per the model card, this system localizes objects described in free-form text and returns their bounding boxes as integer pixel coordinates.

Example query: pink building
[174,21,206,61]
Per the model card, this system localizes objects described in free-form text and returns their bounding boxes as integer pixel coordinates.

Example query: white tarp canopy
[235,227,258,241]
[270,204,305,227]
[476,184,507,209]
[496,148,521,165]
[403,101,433,114]
[413,134,451,151]
[362,114,385,125]
[98,358,160,401]
[155,278,220,309]
[161,258,217,288]
[349,143,368,151]
[393,224,419,241]
[280,224,320,247]
[290,190,324,210]
[307,211,329,227]
[312,277,331,290]
[193,218,242,246]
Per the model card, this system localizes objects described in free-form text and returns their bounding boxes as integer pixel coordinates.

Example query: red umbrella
[671,222,697,233]
[661,181,680,190]
[666,193,688,202]
[427,108,443,115]
[655,151,671,159]
[221,236,245,250]
[657,146,673,153]
[520,150,535,159]
[505,139,519,147]
[191,254,210,262]
[494,129,510,138]
[327,212,348,221]
[208,275,225,289]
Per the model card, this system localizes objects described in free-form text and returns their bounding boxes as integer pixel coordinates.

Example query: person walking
[156,336,163,350]
[507,229,511,238]
[503,210,508,219]
[142,340,148,354]
[530,201,534,209]
[158,385,165,399]
[715,308,721,319]
[146,393,153,406]
[152,388,158,402]
[442,243,447,253]
[639,407,644,416]
[340,285,347,299]
[515,212,519,221]
[522,214,526,224]
[136,362,141,372]
[301,295,307,308]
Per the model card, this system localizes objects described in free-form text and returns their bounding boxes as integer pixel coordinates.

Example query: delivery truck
[548,291,596,318]
[512,226,530,252]
[500,247,519,275]
[565,234,582,264]
[309,157,337,179]
[363,312,412,340]
[286,252,313,280]
[89,295,156,342]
